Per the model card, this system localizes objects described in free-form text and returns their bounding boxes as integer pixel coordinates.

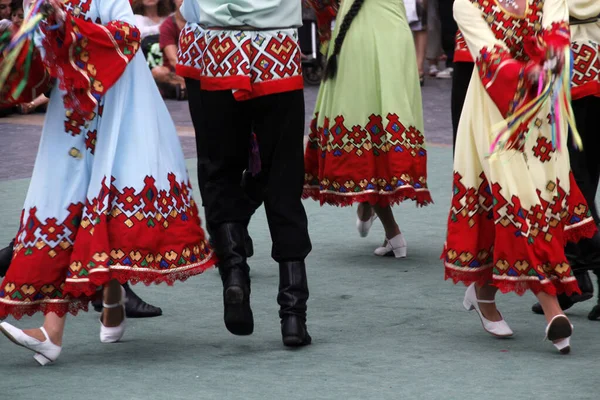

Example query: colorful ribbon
[488,46,581,157]
[0,0,54,99]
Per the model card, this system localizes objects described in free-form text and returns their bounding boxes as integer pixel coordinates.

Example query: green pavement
[0,147,598,400]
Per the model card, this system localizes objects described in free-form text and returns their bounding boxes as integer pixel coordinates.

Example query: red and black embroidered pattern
[177,25,304,100]
[0,174,214,320]
[303,113,432,207]
[571,40,600,99]
[444,171,596,296]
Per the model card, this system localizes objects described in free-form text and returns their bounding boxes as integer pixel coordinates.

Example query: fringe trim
[0,258,216,320]
[302,186,433,208]
[564,218,597,244]
[63,256,217,298]
[444,266,582,297]
[0,299,90,321]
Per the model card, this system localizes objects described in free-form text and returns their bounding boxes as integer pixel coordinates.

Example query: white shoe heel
[374,233,407,258]
[0,322,61,365]
[100,286,127,343]
[356,214,378,238]
[463,283,513,337]
[545,314,573,354]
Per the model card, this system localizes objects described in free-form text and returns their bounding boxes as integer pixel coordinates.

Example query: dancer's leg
[102,279,125,327]
[23,312,66,346]
[373,205,401,239]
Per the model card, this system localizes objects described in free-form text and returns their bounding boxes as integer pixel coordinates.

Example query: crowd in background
[408,0,457,85]
[0,0,458,117]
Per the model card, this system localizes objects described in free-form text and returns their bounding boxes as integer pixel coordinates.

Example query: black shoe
[278,261,311,347]
[570,270,594,303]
[123,283,163,318]
[0,240,14,277]
[91,283,163,318]
[215,223,254,336]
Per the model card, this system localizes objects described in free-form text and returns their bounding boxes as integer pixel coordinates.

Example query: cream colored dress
[443,0,596,295]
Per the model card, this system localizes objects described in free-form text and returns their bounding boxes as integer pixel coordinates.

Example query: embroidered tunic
[443,0,596,295]
[176,0,304,99]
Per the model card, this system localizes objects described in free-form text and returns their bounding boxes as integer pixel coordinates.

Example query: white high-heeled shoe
[356,213,378,238]
[100,286,127,343]
[374,233,407,258]
[462,283,513,337]
[545,314,573,354]
[0,322,62,365]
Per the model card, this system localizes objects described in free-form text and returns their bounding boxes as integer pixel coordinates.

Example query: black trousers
[186,79,311,262]
[569,96,600,224]
[438,0,458,68]
[450,61,474,154]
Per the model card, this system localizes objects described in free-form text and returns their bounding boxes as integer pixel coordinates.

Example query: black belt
[570,15,600,25]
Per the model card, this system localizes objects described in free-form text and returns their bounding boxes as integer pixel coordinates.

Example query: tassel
[488,46,579,156]
[248,132,261,176]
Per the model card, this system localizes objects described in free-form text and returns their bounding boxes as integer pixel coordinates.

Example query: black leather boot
[531,270,593,314]
[215,223,254,336]
[278,261,311,347]
[91,283,163,318]
[0,240,14,277]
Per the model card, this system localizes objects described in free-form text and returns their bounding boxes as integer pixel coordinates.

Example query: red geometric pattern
[0,174,215,320]
[571,40,600,99]
[42,8,140,121]
[532,136,554,163]
[444,171,596,296]
[176,24,304,100]
[476,45,534,118]
[454,30,473,63]
[469,0,543,61]
[303,113,432,207]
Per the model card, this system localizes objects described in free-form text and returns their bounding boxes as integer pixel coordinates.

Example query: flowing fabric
[0,0,214,319]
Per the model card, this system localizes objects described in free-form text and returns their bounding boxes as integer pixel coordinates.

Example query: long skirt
[0,53,215,319]
[303,0,432,207]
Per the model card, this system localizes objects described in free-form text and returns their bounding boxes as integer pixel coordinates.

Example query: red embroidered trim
[476,45,536,117]
[444,265,582,297]
[443,171,596,296]
[42,13,140,120]
[304,113,431,207]
[0,173,215,318]
[302,187,433,208]
[0,299,90,321]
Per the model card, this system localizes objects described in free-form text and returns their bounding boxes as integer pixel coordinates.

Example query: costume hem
[564,217,597,243]
[63,252,217,297]
[0,299,90,321]
[302,186,433,207]
[444,262,582,297]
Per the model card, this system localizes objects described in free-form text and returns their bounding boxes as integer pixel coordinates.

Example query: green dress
[304,0,432,207]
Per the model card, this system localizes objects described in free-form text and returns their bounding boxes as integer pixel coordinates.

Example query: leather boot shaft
[277,261,311,346]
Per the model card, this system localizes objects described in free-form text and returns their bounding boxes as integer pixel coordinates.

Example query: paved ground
[1,78,598,400]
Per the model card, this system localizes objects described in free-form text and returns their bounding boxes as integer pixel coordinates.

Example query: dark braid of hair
[323,0,365,81]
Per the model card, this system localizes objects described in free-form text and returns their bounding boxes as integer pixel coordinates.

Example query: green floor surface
[0,147,598,400]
